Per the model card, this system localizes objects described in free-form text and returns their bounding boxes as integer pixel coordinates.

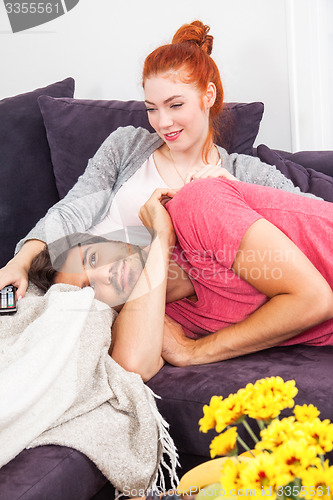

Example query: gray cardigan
[16,126,309,253]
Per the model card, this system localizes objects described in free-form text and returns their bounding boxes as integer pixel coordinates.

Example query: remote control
[0,285,17,314]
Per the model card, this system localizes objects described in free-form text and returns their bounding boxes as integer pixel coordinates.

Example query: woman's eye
[145,108,155,113]
[89,252,97,267]
[171,103,183,109]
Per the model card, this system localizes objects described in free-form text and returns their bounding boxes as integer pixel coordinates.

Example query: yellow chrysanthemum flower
[302,419,333,454]
[240,453,292,497]
[215,393,245,432]
[274,440,318,477]
[256,416,298,451]
[199,395,223,433]
[210,427,238,458]
[298,460,333,499]
[220,458,248,494]
[245,394,283,420]
[294,404,320,422]
[244,377,297,421]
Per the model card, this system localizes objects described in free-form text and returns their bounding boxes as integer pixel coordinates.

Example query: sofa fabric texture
[257,144,333,202]
[147,345,333,460]
[1,79,333,500]
[0,445,109,500]
[0,78,74,268]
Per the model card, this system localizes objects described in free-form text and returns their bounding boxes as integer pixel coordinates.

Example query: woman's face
[144,72,211,154]
[54,241,146,311]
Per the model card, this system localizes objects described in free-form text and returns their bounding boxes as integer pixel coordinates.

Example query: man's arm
[162,219,333,366]
[110,188,177,382]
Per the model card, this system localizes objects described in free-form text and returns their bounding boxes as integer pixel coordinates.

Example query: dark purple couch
[1,78,333,500]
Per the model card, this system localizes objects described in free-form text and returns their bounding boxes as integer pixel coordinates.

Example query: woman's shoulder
[215,144,251,165]
[105,125,161,147]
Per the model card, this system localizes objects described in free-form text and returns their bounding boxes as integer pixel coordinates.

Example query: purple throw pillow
[0,78,75,267]
[38,97,264,199]
[218,101,264,157]
[273,149,333,177]
[257,144,333,202]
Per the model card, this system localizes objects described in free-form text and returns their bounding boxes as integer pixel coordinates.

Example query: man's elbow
[307,284,333,325]
[111,353,164,382]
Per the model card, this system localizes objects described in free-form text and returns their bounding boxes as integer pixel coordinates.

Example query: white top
[89,154,168,246]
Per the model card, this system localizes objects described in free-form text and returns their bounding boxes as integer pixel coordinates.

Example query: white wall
[1,0,331,151]
[285,0,333,151]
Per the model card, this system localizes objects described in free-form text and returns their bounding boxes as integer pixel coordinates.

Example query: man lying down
[28,179,333,384]
[0,224,179,492]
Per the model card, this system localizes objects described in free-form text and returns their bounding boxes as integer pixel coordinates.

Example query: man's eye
[89,252,97,267]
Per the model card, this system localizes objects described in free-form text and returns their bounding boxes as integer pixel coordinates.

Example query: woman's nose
[158,110,173,129]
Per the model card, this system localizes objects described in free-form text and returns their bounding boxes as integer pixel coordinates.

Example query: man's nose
[86,264,113,286]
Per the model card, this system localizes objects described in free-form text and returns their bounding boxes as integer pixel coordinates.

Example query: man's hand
[162,314,196,366]
[139,188,178,247]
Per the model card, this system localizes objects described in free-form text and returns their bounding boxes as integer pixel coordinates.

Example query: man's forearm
[190,292,333,365]
[110,234,172,381]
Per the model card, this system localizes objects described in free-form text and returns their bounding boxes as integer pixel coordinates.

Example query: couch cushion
[274,149,333,177]
[257,144,333,202]
[0,445,110,500]
[0,78,75,267]
[38,97,264,199]
[218,101,264,157]
[147,345,333,459]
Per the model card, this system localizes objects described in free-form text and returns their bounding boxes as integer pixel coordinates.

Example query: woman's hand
[0,239,45,299]
[139,188,178,246]
[162,314,196,367]
[0,259,29,300]
[185,165,237,184]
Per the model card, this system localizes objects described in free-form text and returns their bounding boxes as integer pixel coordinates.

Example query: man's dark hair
[28,246,57,292]
[28,233,112,293]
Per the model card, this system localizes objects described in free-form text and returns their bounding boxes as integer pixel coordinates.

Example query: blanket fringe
[145,386,180,492]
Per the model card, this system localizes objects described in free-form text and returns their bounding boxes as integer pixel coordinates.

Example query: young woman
[0,21,314,303]
[28,178,333,383]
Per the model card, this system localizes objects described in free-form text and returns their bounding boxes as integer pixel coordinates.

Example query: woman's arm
[0,134,119,298]
[0,127,159,298]
[110,188,177,382]
[162,218,333,366]
[0,239,45,299]
[15,127,140,254]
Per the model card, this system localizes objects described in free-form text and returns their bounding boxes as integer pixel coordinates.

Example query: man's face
[54,240,146,311]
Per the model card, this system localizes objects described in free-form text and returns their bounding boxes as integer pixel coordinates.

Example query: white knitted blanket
[0,284,178,493]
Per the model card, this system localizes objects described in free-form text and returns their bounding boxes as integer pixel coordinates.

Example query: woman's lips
[164,130,182,142]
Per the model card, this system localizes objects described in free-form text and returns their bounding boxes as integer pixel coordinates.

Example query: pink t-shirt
[165,178,333,346]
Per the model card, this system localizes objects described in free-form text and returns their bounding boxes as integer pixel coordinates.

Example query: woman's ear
[203,82,217,110]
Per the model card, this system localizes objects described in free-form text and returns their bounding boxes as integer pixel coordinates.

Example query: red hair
[142,20,224,162]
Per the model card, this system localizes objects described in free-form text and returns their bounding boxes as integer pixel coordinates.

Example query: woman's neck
[161,141,218,173]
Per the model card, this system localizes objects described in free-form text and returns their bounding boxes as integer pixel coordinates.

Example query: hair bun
[172,20,213,55]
